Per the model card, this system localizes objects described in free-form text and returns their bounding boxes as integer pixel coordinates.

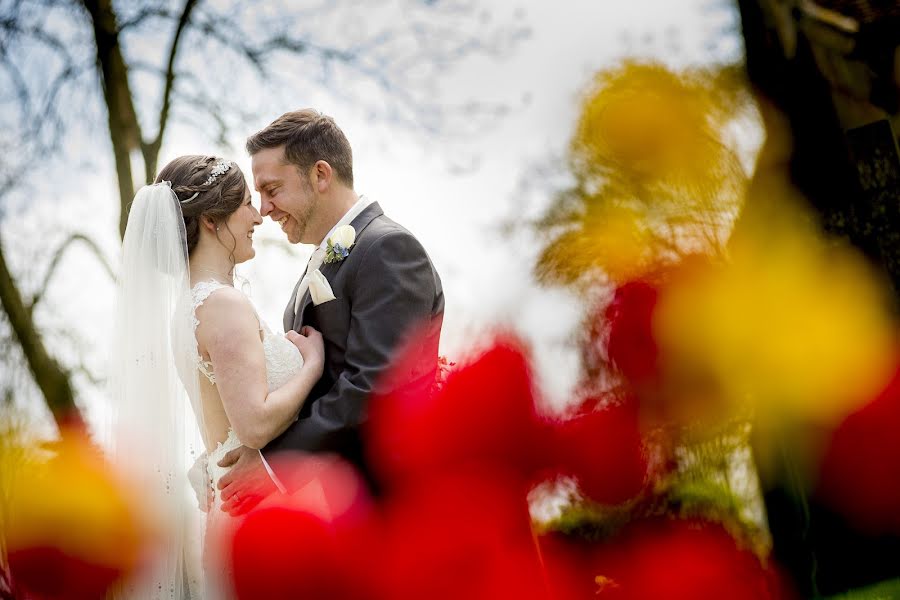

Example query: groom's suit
[262,201,444,487]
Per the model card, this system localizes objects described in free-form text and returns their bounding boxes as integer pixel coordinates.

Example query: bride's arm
[196,287,324,449]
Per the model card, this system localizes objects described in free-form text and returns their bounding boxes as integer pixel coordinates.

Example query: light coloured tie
[293,247,327,315]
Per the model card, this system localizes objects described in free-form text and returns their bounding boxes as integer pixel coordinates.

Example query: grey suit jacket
[262,202,444,487]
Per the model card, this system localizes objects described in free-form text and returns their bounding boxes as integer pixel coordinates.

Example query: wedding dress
[187,279,304,597]
[189,279,304,508]
[110,182,306,599]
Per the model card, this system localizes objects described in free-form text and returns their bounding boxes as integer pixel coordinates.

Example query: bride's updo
[155,155,248,255]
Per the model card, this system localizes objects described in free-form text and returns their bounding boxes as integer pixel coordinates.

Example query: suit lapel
[284,274,305,332]
[293,202,384,329]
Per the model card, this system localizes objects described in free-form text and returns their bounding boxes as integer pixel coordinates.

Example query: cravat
[293,246,327,315]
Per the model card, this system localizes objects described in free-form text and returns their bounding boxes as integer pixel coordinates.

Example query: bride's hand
[286,326,324,375]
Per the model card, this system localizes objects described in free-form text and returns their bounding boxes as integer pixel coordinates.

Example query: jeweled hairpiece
[180,159,234,204]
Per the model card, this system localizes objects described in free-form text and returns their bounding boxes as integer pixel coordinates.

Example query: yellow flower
[5,429,149,592]
[655,203,898,426]
[536,62,750,287]
[536,203,656,286]
[571,62,737,188]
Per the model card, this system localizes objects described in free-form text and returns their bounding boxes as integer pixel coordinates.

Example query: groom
[218,109,444,512]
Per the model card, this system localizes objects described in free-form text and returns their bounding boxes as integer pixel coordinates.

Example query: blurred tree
[737,0,900,299]
[531,61,753,292]
[737,0,900,596]
[524,59,776,564]
[0,0,527,429]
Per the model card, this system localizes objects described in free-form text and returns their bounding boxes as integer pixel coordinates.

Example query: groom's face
[252,146,318,244]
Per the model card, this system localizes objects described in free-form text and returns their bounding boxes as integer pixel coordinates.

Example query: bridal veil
[107,182,206,599]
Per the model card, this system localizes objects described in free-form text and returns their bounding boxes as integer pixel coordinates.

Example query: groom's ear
[313,160,332,193]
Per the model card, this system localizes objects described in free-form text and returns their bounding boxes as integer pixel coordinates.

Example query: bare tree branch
[0,55,32,118]
[116,6,178,32]
[183,4,526,133]
[1,0,528,430]
[142,0,198,182]
[127,58,165,75]
[72,363,103,387]
[29,233,115,313]
[80,0,143,237]
[0,17,71,56]
[0,235,82,431]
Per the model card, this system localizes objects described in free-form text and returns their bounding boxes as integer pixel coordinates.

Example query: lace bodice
[188,280,304,511]
[190,280,304,391]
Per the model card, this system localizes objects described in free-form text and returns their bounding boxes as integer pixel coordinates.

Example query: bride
[108,155,324,599]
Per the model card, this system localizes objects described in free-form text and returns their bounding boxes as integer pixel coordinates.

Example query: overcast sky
[4,0,751,430]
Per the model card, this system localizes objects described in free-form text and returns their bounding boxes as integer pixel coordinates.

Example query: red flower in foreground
[604,280,660,385]
[589,518,788,600]
[537,531,602,599]
[366,336,545,490]
[7,548,124,600]
[816,363,900,534]
[544,395,647,505]
[229,455,376,600]
[375,470,548,600]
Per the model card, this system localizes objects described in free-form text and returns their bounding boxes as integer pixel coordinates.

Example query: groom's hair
[246,109,354,187]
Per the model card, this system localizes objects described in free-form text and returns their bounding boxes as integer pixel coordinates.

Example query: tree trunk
[737,0,900,594]
[0,238,83,431]
[81,0,143,240]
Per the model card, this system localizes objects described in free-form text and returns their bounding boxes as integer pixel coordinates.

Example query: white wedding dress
[110,183,308,600]
[187,280,304,597]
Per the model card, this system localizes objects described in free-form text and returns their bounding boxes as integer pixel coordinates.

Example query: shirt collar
[316,194,375,250]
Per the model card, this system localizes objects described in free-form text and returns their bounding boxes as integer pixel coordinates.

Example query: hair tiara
[180,159,234,204]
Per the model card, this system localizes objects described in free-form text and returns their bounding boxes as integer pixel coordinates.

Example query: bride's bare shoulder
[194,286,257,336]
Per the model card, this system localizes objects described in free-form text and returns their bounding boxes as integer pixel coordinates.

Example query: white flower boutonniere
[324,224,356,264]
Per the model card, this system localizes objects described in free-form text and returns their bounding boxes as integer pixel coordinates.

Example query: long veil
[107,182,207,599]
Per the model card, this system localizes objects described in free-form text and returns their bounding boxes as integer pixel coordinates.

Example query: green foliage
[539,422,771,558]
[826,579,900,600]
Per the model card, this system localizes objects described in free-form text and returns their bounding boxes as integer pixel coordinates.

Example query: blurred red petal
[816,363,900,533]
[377,470,547,600]
[590,518,789,600]
[8,547,121,600]
[366,336,545,488]
[546,395,647,505]
[604,280,660,385]
[229,455,376,600]
[535,531,599,599]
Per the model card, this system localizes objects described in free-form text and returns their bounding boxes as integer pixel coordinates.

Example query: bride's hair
[155,155,248,255]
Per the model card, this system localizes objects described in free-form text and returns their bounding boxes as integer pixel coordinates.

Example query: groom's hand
[217,445,277,516]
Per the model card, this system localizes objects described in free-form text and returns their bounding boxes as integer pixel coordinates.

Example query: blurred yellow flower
[535,62,751,288]
[536,203,656,286]
[571,62,739,189]
[4,429,148,595]
[655,203,898,426]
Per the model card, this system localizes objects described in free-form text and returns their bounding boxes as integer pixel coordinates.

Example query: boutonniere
[324,224,356,264]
